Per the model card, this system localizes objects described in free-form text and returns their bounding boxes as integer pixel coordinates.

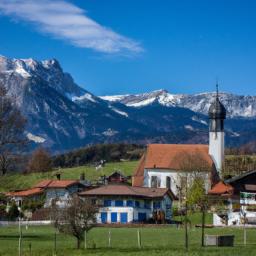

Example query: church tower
[208,84,226,174]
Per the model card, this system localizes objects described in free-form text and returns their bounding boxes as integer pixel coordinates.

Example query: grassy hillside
[0,161,138,192]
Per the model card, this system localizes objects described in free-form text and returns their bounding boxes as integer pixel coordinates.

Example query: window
[127,200,133,207]
[151,176,158,188]
[166,176,171,189]
[104,200,112,207]
[144,200,151,209]
[115,200,124,207]
[135,201,140,208]
[153,201,161,209]
[56,190,65,197]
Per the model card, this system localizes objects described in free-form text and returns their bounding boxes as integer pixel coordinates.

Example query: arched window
[166,176,171,189]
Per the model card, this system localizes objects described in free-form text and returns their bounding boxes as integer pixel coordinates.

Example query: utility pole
[243,212,247,246]
[18,217,23,256]
[108,230,111,248]
[185,174,188,251]
[53,228,57,256]
[84,230,87,249]
[201,206,205,247]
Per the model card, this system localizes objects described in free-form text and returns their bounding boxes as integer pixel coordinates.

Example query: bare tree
[51,195,97,249]
[174,151,212,249]
[176,151,213,205]
[27,147,52,173]
[0,84,26,175]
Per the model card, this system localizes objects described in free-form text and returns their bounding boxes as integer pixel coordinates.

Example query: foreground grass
[0,225,256,256]
[0,161,138,192]
[173,212,213,226]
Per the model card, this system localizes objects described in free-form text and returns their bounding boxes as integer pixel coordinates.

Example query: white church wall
[143,169,211,197]
[143,169,180,195]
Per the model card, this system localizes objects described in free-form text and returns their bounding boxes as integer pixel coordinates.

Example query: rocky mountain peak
[1,54,256,152]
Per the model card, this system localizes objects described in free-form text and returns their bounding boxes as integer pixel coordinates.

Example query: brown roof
[79,184,176,199]
[208,181,234,195]
[34,180,80,189]
[6,188,44,197]
[133,144,213,186]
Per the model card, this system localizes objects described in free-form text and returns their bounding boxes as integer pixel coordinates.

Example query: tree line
[52,143,144,169]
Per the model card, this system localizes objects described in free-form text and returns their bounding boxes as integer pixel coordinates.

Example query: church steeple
[208,83,226,132]
[208,83,226,174]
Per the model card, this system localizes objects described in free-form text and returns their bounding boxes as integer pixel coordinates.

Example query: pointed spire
[216,79,219,99]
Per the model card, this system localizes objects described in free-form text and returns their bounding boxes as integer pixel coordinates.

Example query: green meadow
[0,225,256,256]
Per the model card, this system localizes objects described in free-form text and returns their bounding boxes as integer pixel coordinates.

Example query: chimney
[56,173,61,180]
[80,173,85,181]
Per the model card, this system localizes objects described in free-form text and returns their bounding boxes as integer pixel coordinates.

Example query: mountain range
[0,55,255,153]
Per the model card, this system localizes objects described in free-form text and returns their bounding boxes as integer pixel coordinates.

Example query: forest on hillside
[52,143,145,168]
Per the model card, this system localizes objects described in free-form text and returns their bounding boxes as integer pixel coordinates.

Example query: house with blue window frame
[6,179,89,210]
[33,179,88,208]
[79,184,176,224]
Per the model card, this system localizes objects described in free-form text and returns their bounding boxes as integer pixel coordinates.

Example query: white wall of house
[97,207,152,223]
[44,188,74,207]
[97,207,134,223]
[94,197,171,224]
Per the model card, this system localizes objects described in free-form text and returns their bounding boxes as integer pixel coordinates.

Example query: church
[132,86,226,198]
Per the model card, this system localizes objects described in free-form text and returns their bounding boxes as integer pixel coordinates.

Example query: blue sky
[0,0,256,96]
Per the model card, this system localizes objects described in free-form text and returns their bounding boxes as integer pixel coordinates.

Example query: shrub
[7,203,20,220]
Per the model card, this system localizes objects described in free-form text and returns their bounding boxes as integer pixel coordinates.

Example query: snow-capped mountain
[0,55,153,152]
[100,89,256,118]
[1,55,256,152]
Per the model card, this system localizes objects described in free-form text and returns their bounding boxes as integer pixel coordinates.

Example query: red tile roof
[34,180,80,188]
[6,179,82,198]
[34,180,52,188]
[6,188,44,197]
[133,144,213,186]
[208,181,234,195]
[80,184,176,199]
[132,153,146,187]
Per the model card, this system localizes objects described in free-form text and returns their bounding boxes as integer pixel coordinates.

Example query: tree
[27,147,52,173]
[187,177,208,211]
[7,202,20,220]
[0,84,26,175]
[51,195,97,249]
[174,151,212,250]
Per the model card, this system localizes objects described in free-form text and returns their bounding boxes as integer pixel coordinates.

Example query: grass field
[0,225,256,256]
[0,161,138,192]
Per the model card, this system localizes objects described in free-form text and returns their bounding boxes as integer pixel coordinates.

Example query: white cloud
[0,0,143,54]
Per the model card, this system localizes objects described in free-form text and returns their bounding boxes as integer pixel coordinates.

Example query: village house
[79,184,176,224]
[34,179,87,207]
[106,171,129,184]
[209,170,256,226]
[98,171,129,185]
[6,179,87,208]
[6,187,45,208]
